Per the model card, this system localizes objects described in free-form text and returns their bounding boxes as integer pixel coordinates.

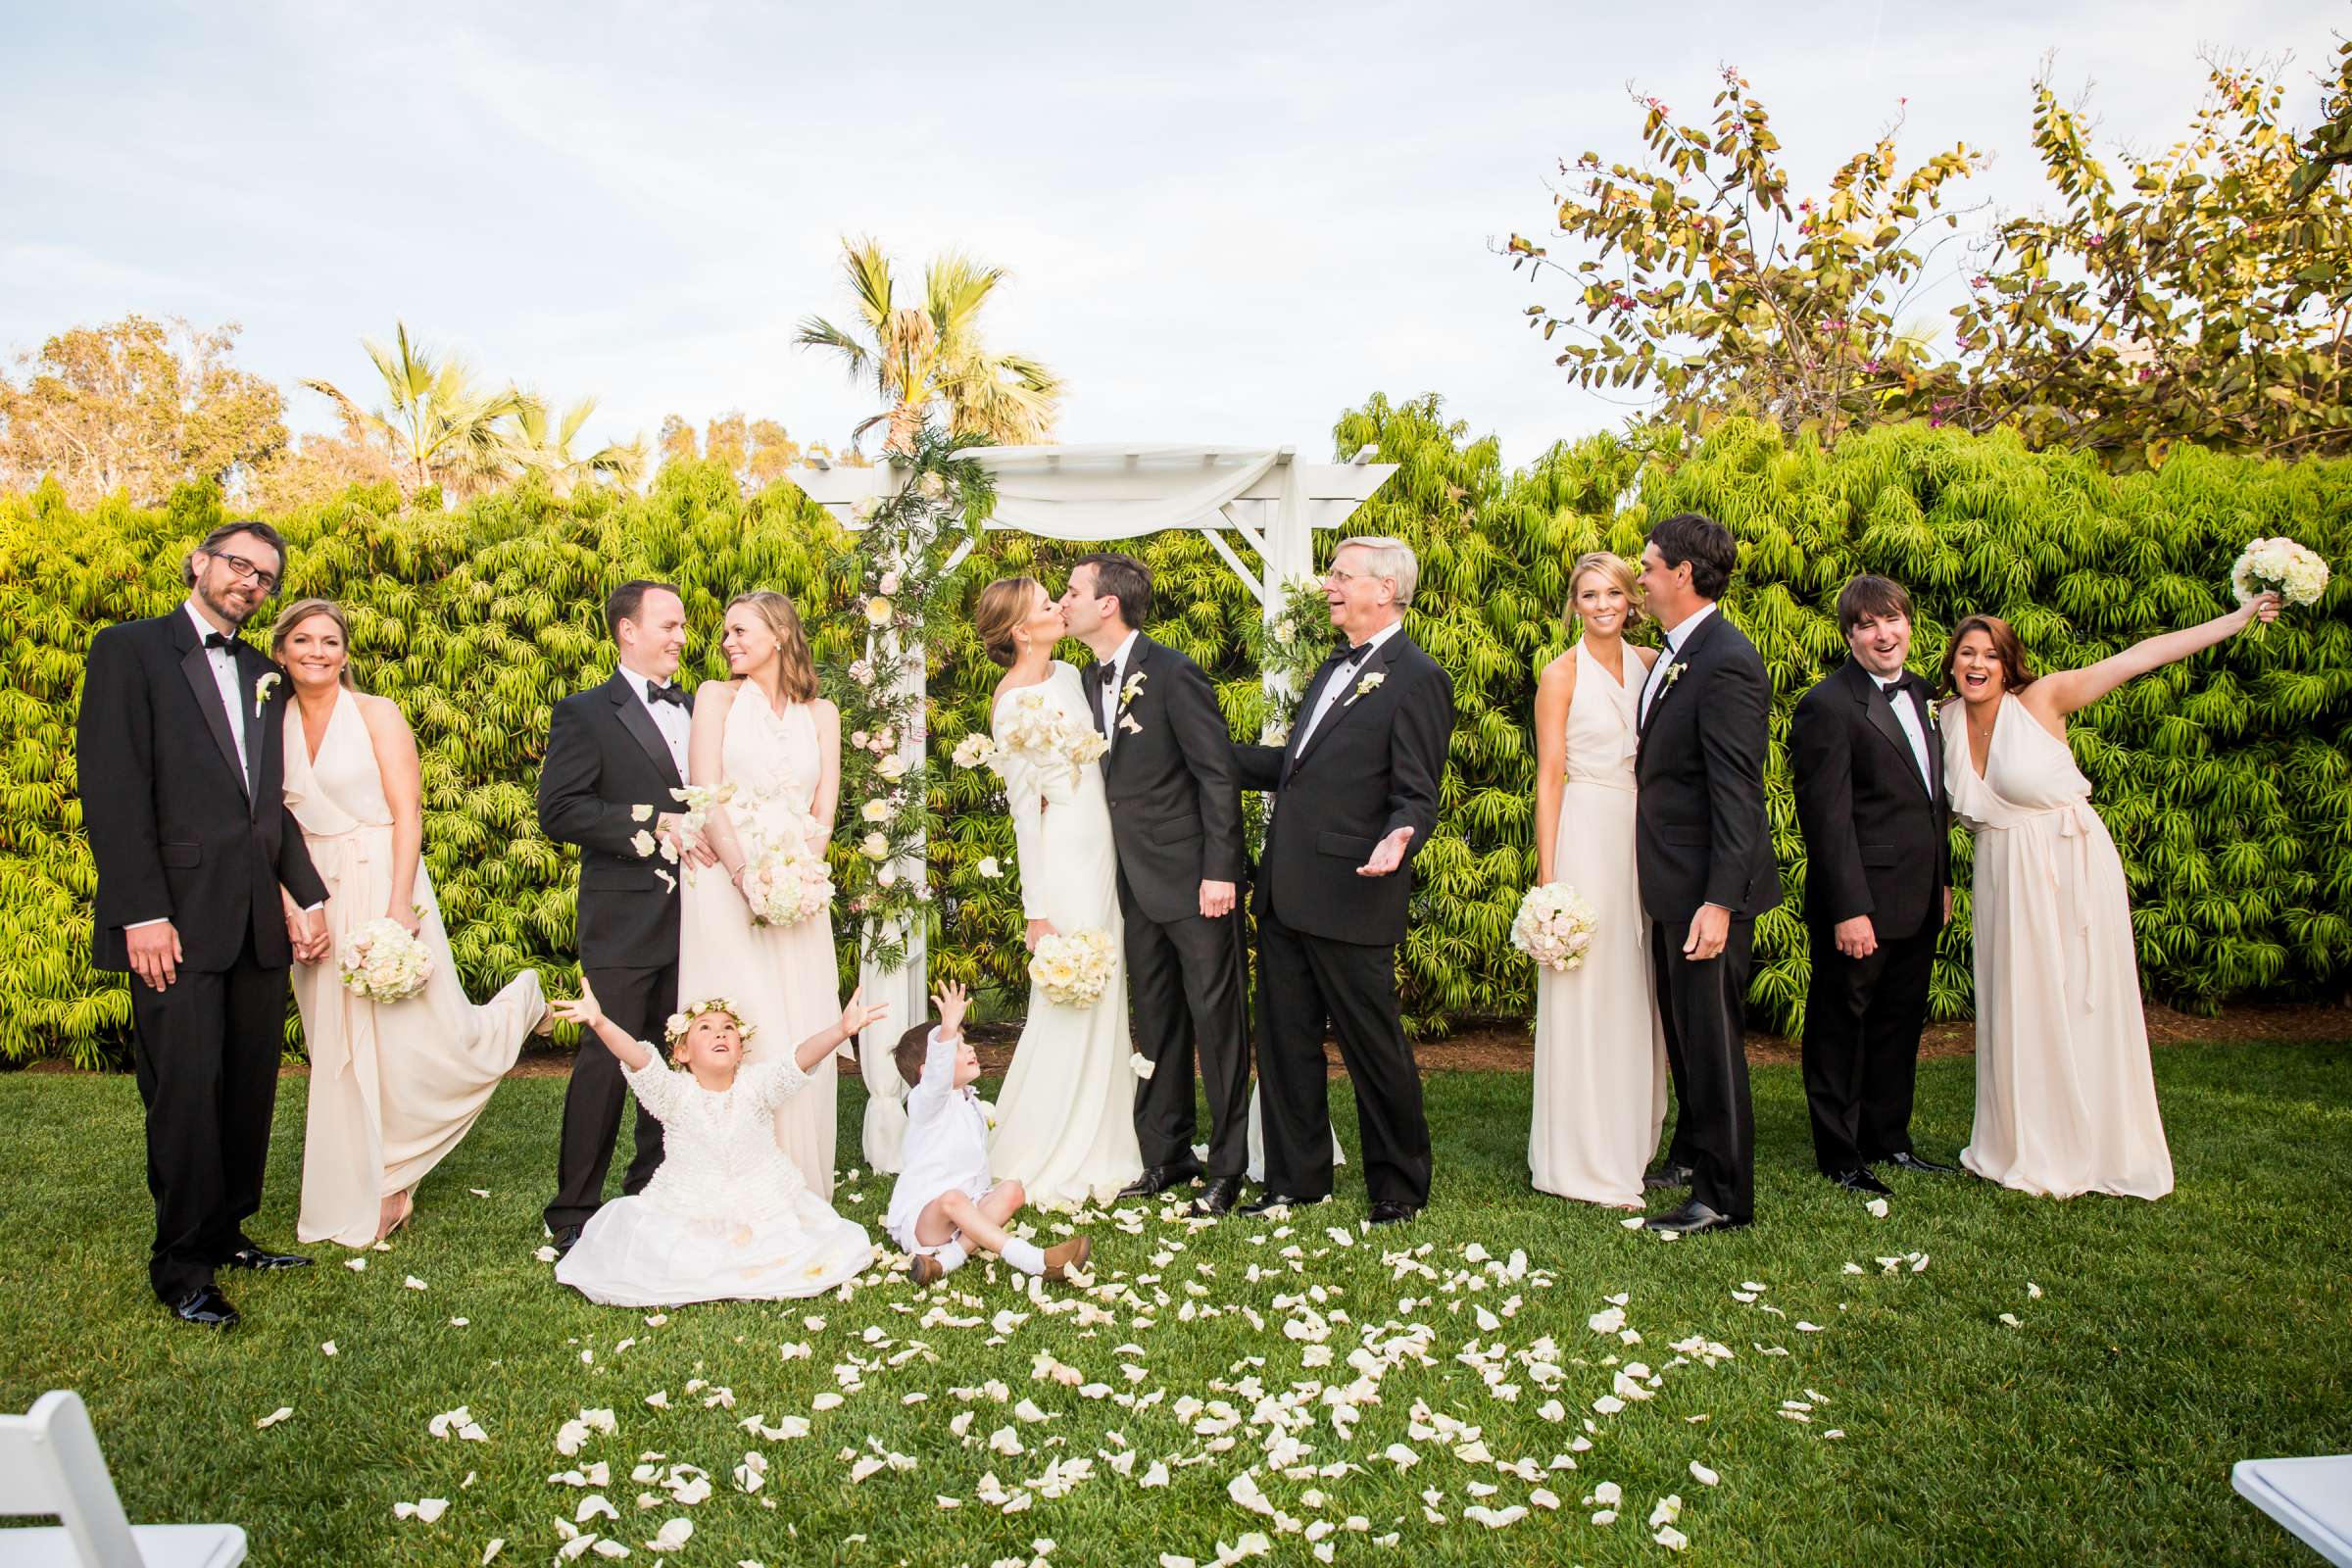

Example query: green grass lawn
[3,1042,2346,1567]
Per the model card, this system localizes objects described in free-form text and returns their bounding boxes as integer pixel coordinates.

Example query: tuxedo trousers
[128,929,289,1302]
[1254,907,1430,1207]
[1801,919,1936,1172]
[1653,916,1757,1222]
[1121,889,1250,1178]
[545,960,672,1233]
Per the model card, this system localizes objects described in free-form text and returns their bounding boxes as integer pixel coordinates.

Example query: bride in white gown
[971,577,1144,1209]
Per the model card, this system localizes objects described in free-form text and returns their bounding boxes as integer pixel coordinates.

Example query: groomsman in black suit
[1633,513,1780,1235]
[1788,575,1957,1194]
[1233,537,1454,1224]
[78,519,332,1325]
[1058,554,1252,1215]
[538,580,710,1253]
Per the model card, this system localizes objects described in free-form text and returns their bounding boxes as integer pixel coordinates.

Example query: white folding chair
[2235,1456,2352,1567]
[0,1391,246,1567]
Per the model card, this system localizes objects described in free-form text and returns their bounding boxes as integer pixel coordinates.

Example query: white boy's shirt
[884,1028,993,1249]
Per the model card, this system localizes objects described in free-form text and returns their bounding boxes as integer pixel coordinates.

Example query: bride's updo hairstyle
[270,597,360,689]
[1564,552,1644,633]
[726,590,820,701]
[973,575,1044,668]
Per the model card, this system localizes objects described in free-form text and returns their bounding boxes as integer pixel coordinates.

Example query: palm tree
[512,394,647,496]
[795,238,1064,454]
[301,322,529,500]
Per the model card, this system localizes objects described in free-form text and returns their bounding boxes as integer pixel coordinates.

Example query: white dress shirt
[1874,670,1934,790]
[619,664,691,777]
[1640,601,1717,727]
[186,600,251,785]
[1099,629,1139,746]
[1292,618,1403,758]
[884,1028,996,1253]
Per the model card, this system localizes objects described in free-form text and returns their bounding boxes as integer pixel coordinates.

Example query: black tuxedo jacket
[1235,629,1453,947]
[1788,658,1949,938]
[1634,609,1782,927]
[78,611,327,972]
[1085,635,1245,925]
[538,670,691,969]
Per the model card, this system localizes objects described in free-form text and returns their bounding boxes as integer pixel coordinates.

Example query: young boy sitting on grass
[885,981,1091,1287]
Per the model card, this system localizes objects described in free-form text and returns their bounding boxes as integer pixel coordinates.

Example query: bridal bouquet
[1510,882,1599,973]
[340,916,432,1003]
[2230,536,2329,609]
[987,690,1108,786]
[1028,928,1116,1007]
[739,820,835,928]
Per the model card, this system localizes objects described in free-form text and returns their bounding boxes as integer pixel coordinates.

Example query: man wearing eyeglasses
[78,519,331,1328]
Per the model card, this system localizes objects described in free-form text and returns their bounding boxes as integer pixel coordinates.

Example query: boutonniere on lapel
[1344,670,1386,708]
[254,671,281,717]
[1657,662,1686,701]
[1925,698,1942,731]
[1116,670,1147,734]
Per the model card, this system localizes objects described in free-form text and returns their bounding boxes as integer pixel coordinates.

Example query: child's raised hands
[838,986,891,1039]
[932,980,971,1039]
[551,979,606,1031]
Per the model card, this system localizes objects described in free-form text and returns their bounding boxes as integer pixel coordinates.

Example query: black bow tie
[646,682,688,708]
[1330,640,1375,666]
[203,631,237,651]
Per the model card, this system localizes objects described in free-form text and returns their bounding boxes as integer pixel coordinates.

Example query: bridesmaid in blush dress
[273,600,547,1247]
[1940,593,2278,1200]
[1527,553,1667,1207]
[677,591,847,1200]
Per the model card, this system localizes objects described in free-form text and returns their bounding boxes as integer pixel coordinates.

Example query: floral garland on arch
[827,421,996,974]
[1247,573,1344,744]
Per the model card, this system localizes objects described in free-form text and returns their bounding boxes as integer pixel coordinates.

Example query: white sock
[930,1241,969,1275]
[1003,1239,1046,1277]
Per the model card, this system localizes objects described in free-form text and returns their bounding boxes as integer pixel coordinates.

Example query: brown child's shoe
[908,1253,946,1287]
[1041,1235,1092,1282]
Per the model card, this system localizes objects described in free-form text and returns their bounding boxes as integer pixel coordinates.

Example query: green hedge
[4,407,2347,1067]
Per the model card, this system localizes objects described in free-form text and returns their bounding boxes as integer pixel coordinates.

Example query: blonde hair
[973,576,1044,668]
[1334,535,1419,607]
[269,597,359,689]
[1564,552,1645,633]
[725,591,819,702]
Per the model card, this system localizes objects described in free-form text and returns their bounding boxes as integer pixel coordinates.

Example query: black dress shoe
[1882,1152,1959,1176]
[1191,1177,1244,1217]
[1368,1201,1421,1227]
[553,1225,585,1257]
[1828,1167,1892,1197]
[171,1286,240,1326]
[1116,1162,1205,1200]
[1642,1161,1695,1192]
[224,1246,313,1271]
[1238,1192,1318,1217]
[1644,1200,1746,1235]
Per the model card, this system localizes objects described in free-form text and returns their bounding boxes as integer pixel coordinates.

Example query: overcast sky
[3,1,2339,469]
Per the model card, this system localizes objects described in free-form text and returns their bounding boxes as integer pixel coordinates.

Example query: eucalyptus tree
[796,238,1063,454]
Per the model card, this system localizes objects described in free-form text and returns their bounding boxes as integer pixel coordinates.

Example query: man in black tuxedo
[1232,537,1454,1224]
[1788,574,1957,1194]
[1057,554,1251,1215]
[1633,513,1780,1235]
[78,519,332,1326]
[538,580,710,1252]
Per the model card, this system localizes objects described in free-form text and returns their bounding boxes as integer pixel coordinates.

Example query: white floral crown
[663,997,755,1047]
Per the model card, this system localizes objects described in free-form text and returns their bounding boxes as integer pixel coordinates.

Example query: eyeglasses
[208,552,279,594]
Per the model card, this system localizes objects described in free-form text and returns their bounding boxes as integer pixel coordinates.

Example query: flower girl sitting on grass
[549,982,888,1307]
[887,981,1093,1287]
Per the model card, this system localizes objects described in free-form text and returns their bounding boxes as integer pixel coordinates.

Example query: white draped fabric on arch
[789,444,1396,1173]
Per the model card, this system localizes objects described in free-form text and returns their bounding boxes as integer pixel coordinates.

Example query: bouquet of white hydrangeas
[2230,536,2329,609]
[989,690,1108,787]
[340,916,432,1003]
[1510,882,1599,973]
[1028,928,1117,1007]
[739,818,835,928]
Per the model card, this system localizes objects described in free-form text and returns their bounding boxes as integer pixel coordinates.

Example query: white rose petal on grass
[2028,1282,2044,1299]
[404,1275,428,1291]
[1865,1198,1889,1218]
[1999,1312,2024,1328]
[1655,1524,1690,1551]
[344,1257,367,1272]
[645,1518,693,1553]
[255,1407,294,1430]
[319,1342,336,1357]
[1648,1494,1684,1528]
[1619,1215,1646,1230]
[645,1391,669,1409]
[468,1188,491,1199]
[1464,1504,1528,1528]
[535,1246,560,1264]
[393,1498,450,1523]
[1690,1461,1719,1487]
[481,1541,505,1565]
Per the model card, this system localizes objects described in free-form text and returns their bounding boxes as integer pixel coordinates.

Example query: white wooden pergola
[789,443,1396,1170]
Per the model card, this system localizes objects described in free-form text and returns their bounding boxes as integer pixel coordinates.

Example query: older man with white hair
[1232,535,1454,1224]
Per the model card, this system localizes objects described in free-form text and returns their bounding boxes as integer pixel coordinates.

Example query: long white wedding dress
[987,662,1144,1208]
